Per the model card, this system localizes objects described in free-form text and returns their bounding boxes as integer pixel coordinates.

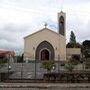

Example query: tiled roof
[0,49,15,57]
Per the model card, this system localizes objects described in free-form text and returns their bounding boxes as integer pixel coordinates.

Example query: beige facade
[66,48,81,56]
[24,28,66,61]
[66,48,81,59]
[24,11,81,62]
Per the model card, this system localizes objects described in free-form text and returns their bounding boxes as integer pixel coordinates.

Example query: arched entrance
[40,49,49,61]
[35,41,55,61]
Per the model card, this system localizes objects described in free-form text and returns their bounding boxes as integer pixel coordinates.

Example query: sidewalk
[0,83,90,88]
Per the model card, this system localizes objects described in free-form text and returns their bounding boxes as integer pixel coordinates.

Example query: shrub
[84,59,90,69]
[42,60,54,72]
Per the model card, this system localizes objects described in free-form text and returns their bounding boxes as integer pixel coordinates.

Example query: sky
[0,0,90,55]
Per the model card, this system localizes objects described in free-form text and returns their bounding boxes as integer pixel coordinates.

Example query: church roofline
[24,27,60,39]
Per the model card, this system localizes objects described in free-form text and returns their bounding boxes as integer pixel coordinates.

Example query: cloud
[66,13,90,43]
[2,24,30,32]
[0,0,90,54]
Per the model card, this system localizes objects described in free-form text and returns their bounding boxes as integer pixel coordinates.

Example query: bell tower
[58,11,66,36]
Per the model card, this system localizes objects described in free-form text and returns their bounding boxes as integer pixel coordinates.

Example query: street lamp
[51,65,56,72]
[52,65,56,70]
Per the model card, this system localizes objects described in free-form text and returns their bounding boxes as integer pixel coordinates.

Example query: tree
[0,57,7,69]
[70,31,76,45]
[84,59,90,69]
[67,31,76,48]
[17,53,24,63]
[65,57,80,72]
[42,60,54,72]
[83,40,90,47]
[66,31,81,48]
[66,42,74,48]
[69,57,80,65]
[65,62,74,72]
[82,40,90,58]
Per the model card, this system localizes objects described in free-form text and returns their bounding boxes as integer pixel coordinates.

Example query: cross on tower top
[44,23,47,28]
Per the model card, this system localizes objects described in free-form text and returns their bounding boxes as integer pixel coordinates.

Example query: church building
[24,11,81,62]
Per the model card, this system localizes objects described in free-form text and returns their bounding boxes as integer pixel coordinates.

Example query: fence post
[7,58,9,80]
[6,53,10,80]
[35,60,36,80]
[21,62,23,79]
[58,55,60,73]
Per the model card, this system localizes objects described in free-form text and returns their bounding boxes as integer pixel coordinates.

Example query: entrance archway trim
[35,40,55,61]
[39,48,51,60]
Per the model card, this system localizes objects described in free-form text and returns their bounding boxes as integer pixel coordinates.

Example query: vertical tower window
[59,16,64,35]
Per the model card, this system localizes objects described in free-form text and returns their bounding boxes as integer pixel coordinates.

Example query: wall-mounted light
[55,47,57,50]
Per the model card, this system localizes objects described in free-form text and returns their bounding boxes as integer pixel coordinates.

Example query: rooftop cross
[44,23,47,28]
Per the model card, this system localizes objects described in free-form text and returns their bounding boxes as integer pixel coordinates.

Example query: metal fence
[0,59,86,82]
[8,61,65,80]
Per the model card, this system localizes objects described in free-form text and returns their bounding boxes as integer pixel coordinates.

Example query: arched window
[59,16,64,35]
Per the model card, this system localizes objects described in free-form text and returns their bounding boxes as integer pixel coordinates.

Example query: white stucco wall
[66,48,81,56]
[66,48,81,59]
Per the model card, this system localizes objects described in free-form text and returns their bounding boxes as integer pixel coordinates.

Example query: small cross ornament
[44,23,47,28]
